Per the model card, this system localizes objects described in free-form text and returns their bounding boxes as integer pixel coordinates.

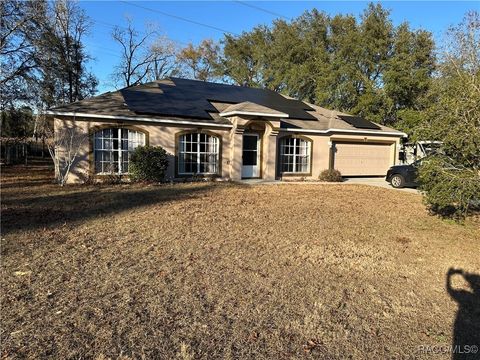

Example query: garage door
[333,142,392,176]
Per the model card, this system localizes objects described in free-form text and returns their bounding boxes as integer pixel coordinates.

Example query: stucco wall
[275,132,330,180]
[54,116,402,184]
[54,117,231,183]
[276,132,400,180]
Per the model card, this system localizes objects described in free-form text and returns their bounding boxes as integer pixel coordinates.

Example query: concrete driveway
[343,177,420,194]
[241,177,421,194]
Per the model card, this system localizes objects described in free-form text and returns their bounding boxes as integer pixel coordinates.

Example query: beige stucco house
[48,77,406,183]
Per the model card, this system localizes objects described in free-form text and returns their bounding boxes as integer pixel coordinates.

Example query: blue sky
[79,1,479,93]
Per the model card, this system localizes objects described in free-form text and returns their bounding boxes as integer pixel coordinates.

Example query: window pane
[102,151,111,161]
[178,133,219,174]
[178,153,185,173]
[281,155,293,172]
[209,137,217,152]
[243,135,257,151]
[93,128,148,174]
[280,137,310,173]
[103,139,112,150]
[243,150,257,166]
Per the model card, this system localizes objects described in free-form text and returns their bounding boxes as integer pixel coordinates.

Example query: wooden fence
[1,137,48,165]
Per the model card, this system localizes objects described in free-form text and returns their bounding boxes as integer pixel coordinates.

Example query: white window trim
[280,137,311,174]
[178,133,220,175]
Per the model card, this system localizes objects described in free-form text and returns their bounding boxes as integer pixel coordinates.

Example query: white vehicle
[399,141,443,165]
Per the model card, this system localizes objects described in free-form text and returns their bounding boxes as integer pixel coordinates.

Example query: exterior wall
[276,132,401,180]
[54,116,402,184]
[54,117,231,183]
[277,132,330,180]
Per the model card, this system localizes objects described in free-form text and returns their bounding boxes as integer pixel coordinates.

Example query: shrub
[418,156,480,219]
[129,146,169,182]
[319,169,343,182]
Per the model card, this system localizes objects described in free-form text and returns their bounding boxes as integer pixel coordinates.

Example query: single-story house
[48,77,406,183]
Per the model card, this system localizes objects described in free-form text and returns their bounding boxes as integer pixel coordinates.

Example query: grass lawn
[1,162,479,359]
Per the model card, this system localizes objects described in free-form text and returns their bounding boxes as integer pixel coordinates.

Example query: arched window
[279,136,311,173]
[93,128,145,174]
[178,133,219,175]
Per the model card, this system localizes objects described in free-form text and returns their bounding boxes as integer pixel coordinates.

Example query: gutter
[46,111,407,137]
[280,127,407,137]
[45,111,234,129]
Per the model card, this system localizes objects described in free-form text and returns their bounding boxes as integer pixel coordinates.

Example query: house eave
[281,127,407,137]
[46,111,233,129]
[219,110,289,118]
[46,111,406,137]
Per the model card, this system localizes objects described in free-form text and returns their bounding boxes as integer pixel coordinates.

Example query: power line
[92,18,126,30]
[91,18,192,47]
[235,1,291,21]
[119,1,239,36]
[84,42,122,58]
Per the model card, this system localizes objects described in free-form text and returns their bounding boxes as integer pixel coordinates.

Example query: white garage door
[333,142,393,176]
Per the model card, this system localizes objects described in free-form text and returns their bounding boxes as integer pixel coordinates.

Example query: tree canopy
[0,0,98,111]
[417,12,480,218]
[218,3,436,126]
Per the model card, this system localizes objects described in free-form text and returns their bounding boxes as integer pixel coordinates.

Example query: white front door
[242,134,260,178]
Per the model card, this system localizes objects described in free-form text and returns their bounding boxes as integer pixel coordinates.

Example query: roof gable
[219,101,289,118]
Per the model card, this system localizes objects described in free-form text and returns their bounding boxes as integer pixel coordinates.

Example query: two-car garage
[332,141,395,176]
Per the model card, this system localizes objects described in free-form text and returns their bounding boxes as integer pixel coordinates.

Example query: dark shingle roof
[52,77,317,121]
[51,77,405,135]
[118,77,316,120]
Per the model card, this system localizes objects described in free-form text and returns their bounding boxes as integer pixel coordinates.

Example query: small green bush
[319,169,343,182]
[418,156,480,219]
[129,146,169,182]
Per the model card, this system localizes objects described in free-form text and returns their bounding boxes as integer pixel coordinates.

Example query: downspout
[328,141,334,170]
[328,110,334,170]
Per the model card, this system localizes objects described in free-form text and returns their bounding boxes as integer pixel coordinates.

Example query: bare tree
[111,18,157,87]
[51,0,92,103]
[41,114,88,186]
[147,35,180,81]
[37,0,97,105]
[177,39,221,81]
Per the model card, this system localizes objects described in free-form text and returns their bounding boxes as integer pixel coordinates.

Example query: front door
[242,134,260,178]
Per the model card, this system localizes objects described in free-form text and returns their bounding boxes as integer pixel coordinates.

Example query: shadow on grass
[446,268,480,359]
[1,183,216,236]
[1,179,55,189]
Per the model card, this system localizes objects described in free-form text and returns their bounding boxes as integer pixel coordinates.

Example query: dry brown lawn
[1,162,479,359]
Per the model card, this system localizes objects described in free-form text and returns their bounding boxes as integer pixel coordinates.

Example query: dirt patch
[1,163,479,359]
